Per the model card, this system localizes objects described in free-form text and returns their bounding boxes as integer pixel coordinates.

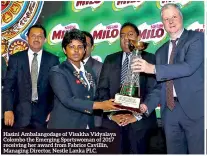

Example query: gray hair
[160,3,183,19]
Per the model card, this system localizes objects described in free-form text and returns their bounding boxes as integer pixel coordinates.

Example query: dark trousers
[163,101,204,154]
[2,103,47,129]
[101,117,152,154]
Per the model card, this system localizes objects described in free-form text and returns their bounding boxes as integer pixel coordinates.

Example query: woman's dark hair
[62,29,87,50]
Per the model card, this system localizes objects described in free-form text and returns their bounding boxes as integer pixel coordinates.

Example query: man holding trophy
[96,22,158,154]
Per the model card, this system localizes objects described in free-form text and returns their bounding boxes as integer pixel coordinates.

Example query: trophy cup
[114,40,149,113]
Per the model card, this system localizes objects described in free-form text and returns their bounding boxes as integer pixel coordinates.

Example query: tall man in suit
[96,22,157,154]
[132,4,204,154]
[82,31,102,85]
[3,24,59,129]
[82,31,103,128]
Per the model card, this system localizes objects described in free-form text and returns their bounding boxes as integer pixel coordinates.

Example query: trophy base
[114,93,140,108]
[103,94,141,113]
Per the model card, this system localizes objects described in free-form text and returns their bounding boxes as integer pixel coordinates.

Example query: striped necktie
[121,53,131,84]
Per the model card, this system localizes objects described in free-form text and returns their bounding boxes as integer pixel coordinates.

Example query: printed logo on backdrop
[112,1,145,11]
[91,23,121,45]
[72,1,104,12]
[1,1,44,62]
[187,22,205,32]
[138,22,167,45]
[48,23,80,45]
[156,0,191,9]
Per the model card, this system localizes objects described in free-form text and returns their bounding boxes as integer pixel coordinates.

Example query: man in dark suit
[133,4,204,154]
[1,57,7,127]
[82,31,103,128]
[82,31,102,85]
[1,57,7,87]
[2,24,59,129]
[96,22,157,154]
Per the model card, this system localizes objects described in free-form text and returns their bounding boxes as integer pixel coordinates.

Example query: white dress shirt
[83,56,90,65]
[122,52,132,67]
[28,48,42,73]
[168,28,184,97]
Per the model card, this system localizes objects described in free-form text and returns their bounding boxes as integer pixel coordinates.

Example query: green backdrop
[42,1,204,63]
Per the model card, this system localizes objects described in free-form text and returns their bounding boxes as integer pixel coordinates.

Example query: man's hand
[45,113,50,122]
[111,114,126,125]
[4,111,14,126]
[139,104,148,113]
[131,58,155,74]
[118,114,137,126]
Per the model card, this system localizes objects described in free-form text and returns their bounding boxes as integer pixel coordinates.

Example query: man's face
[84,36,93,59]
[120,26,138,52]
[161,6,183,36]
[26,28,46,52]
[63,39,85,64]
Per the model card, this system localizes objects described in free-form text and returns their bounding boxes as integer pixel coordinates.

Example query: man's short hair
[160,3,183,19]
[120,22,140,36]
[82,31,94,47]
[27,24,47,38]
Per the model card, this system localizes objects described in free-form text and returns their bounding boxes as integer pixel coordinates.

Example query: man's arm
[132,34,204,82]
[2,55,18,111]
[156,36,204,81]
[141,53,161,115]
[2,55,18,126]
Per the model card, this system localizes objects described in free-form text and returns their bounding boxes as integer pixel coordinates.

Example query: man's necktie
[121,53,130,84]
[31,53,38,101]
[166,39,178,110]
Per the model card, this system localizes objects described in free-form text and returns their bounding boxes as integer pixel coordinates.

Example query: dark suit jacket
[96,51,157,131]
[84,56,103,127]
[1,57,7,119]
[84,56,102,85]
[1,57,7,86]
[2,50,59,128]
[47,61,97,129]
[145,29,204,120]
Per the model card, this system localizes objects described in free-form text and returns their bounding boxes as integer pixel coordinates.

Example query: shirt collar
[170,28,184,41]
[83,56,90,65]
[123,52,132,57]
[28,48,43,56]
[71,61,85,73]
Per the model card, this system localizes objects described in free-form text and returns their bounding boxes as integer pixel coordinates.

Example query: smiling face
[161,5,183,38]
[63,39,85,67]
[120,25,139,53]
[26,27,46,52]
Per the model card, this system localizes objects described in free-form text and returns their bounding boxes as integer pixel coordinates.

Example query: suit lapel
[23,51,32,86]
[37,51,47,85]
[174,29,188,62]
[161,42,170,64]
[113,52,123,86]
[85,57,93,68]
